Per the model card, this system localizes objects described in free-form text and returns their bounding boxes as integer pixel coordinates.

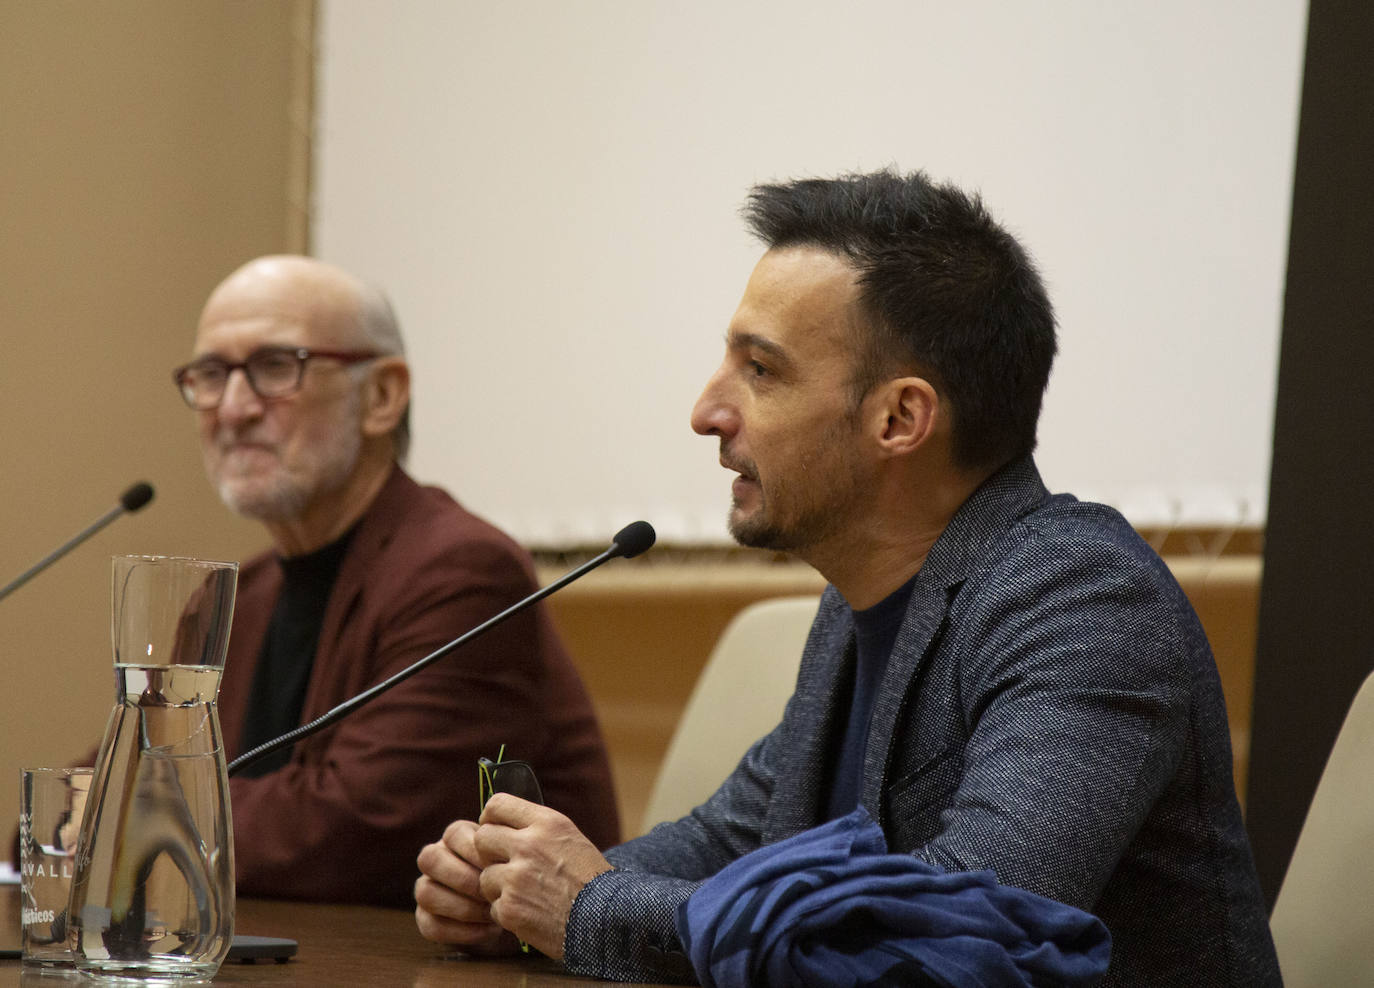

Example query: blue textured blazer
[567,458,1280,986]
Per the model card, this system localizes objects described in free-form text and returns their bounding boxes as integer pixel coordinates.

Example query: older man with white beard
[172,255,619,907]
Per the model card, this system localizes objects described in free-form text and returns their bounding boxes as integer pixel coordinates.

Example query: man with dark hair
[741,170,1056,473]
[172,255,619,908]
[414,171,1279,985]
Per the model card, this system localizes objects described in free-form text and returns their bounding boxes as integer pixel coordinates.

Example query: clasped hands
[414,793,613,960]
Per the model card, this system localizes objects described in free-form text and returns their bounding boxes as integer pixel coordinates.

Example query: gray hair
[352,282,411,463]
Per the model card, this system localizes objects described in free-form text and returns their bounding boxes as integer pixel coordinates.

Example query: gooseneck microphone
[0,482,156,604]
[227,519,657,777]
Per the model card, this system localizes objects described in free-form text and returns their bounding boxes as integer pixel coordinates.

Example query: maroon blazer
[219,466,619,907]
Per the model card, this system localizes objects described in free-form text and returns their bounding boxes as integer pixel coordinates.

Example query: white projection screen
[314,1,1307,547]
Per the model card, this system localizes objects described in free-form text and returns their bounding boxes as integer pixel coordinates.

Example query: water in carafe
[69,556,238,983]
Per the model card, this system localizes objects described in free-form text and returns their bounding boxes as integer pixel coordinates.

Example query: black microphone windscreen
[120,482,155,513]
[610,520,656,559]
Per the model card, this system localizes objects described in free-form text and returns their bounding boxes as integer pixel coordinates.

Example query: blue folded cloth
[676,807,1111,987]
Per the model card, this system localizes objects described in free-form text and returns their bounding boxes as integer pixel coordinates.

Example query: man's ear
[871,376,938,458]
[361,357,411,439]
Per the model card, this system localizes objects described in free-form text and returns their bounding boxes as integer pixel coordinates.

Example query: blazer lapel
[860,578,958,813]
[299,465,408,720]
[218,559,281,759]
[764,590,854,842]
[859,456,1052,812]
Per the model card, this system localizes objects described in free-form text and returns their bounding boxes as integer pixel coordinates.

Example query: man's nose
[690,367,738,438]
[215,367,264,424]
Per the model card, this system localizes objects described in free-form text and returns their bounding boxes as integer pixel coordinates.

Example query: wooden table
[1,885,681,986]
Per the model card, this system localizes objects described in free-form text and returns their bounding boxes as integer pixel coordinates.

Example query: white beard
[209,393,364,522]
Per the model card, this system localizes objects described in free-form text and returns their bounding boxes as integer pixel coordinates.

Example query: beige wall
[0,2,309,838]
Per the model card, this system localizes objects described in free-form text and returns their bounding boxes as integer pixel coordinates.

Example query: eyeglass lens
[180,349,305,407]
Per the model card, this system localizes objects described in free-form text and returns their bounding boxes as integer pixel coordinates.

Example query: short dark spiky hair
[742,168,1057,472]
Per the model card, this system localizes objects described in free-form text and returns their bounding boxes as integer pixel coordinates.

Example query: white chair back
[1270,668,1374,986]
[640,595,820,833]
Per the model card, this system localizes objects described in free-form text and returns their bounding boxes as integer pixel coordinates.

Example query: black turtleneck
[236,527,356,778]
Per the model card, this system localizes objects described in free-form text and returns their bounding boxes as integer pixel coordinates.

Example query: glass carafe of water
[69,554,238,983]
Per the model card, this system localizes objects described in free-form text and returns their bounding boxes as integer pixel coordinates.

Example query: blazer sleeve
[563,705,792,980]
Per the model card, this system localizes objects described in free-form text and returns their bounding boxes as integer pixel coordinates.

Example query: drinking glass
[19,766,93,971]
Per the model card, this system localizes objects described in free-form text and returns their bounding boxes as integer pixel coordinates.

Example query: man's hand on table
[414,794,613,960]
